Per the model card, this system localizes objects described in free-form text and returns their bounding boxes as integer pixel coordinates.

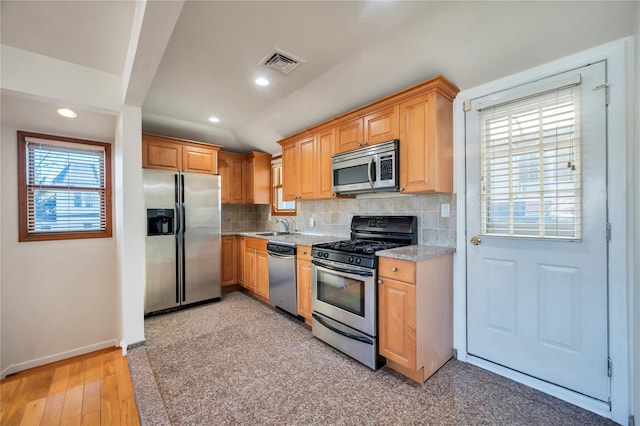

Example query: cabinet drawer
[246,237,268,251]
[378,257,415,283]
[297,245,312,261]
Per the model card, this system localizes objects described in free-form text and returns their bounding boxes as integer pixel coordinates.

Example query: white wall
[0,126,118,376]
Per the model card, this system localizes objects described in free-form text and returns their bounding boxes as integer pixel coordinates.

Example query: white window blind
[26,139,107,234]
[479,84,581,239]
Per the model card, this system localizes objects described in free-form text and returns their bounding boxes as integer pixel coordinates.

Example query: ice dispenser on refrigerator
[147,209,174,236]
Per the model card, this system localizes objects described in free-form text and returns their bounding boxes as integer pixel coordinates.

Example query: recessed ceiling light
[208,116,220,123]
[57,108,77,118]
[255,77,270,86]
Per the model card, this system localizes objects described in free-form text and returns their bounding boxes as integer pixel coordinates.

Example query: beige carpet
[128,291,613,425]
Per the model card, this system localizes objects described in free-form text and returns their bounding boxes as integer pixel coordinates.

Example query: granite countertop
[224,231,454,260]
[227,231,343,247]
[376,245,455,262]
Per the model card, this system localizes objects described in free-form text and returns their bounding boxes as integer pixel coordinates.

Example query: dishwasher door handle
[267,251,295,260]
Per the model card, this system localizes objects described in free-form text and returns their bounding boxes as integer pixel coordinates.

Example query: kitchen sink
[252,231,291,237]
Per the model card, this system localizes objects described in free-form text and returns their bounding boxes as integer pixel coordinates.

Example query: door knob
[470,236,481,246]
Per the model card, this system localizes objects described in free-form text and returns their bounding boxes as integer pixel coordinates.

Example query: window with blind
[18,131,112,242]
[478,83,581,239]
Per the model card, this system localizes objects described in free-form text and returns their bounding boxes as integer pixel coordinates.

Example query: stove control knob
[323,252,329,258]
[348,256,354,263]
[355,258,361,264]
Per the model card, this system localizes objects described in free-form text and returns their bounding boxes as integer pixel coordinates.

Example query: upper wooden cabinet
[316,127,336,199]
[335,117,363,154]
[218,152,245,204]
[277,75,459,196]
[281,138,301,201]
[218,151,271,205]
[399,91,454,193]
[245,152,272,204]
[335,104,399,154]
[281,128,336,201]
[142,133,220,174]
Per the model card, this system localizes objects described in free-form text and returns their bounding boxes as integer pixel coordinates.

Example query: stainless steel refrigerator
[143,169,221,315]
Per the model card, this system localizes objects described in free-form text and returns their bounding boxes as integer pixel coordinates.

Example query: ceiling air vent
[260,48,304,75]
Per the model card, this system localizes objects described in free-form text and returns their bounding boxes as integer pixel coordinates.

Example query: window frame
[270,155,296,216]
[17,131,113,242]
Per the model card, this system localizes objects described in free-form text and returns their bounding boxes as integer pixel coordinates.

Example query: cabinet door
[246,152,271,204]
[255,250,269,299]
[143,137,181,170]
[378,277,416,369]
[237,237,246,285]
[281,140,299,201]
[218,154,230,204]
[335,117,364,154]
[296,258,312,322]
[364,104,399,145]
[182,145,218,174]
[229,156,246,204]
[244,247,256,291]
[221,236,238,286]
[399,92,453,193]
[298,135,317,200]
[316,128,335,199]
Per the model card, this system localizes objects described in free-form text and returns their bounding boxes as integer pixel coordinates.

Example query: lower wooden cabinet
[243,238,269,300]
[296,245,312,324]
[255,250,269,300]
[378,254,453,383]
[221,236,238,286]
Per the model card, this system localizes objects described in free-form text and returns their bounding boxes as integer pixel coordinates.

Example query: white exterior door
[465,62,609,402]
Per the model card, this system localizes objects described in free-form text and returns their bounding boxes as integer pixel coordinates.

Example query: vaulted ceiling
[1,1,637,154]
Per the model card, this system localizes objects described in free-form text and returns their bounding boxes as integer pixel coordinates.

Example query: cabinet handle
[391,267,397,272]
[363,142,368,146]
[377,279,383,285]
[358,143,362,147]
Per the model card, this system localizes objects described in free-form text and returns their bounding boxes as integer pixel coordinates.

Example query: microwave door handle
[367,156,374,188]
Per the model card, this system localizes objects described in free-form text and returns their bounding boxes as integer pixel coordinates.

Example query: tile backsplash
[222,192,457,247]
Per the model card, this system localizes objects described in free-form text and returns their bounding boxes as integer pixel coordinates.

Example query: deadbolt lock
[470,236,481,246]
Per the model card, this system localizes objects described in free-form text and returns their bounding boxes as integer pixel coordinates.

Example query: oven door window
[316,268,365,316]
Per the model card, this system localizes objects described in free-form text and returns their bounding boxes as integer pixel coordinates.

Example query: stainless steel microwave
[331,139,399,194]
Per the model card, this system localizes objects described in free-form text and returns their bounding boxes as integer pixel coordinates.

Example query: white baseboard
[1,339,119,379]
[466,355,611,420]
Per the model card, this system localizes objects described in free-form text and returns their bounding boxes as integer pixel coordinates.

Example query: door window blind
[479,84,581,239]
[26,139,107,234]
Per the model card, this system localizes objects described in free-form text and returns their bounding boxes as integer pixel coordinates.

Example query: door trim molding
[453,37,632,423]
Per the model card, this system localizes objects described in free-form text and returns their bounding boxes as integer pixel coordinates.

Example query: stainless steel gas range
[310,215,417,369]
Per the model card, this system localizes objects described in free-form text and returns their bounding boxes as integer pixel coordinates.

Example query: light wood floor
[0,347,140,426]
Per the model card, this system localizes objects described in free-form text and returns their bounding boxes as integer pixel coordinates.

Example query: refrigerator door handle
[175,237,180,303]
[181,235,186,302]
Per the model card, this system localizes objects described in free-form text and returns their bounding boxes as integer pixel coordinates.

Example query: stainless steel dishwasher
[267,241,299,318]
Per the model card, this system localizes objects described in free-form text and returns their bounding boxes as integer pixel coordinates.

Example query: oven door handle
[312,313,373,345]
[311,260,373,277]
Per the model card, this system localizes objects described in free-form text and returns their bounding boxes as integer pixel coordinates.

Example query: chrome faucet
[276,218,289,233]
[287,217,297,234]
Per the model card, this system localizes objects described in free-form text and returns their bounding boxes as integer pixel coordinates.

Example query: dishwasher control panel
[266,242,296,255]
